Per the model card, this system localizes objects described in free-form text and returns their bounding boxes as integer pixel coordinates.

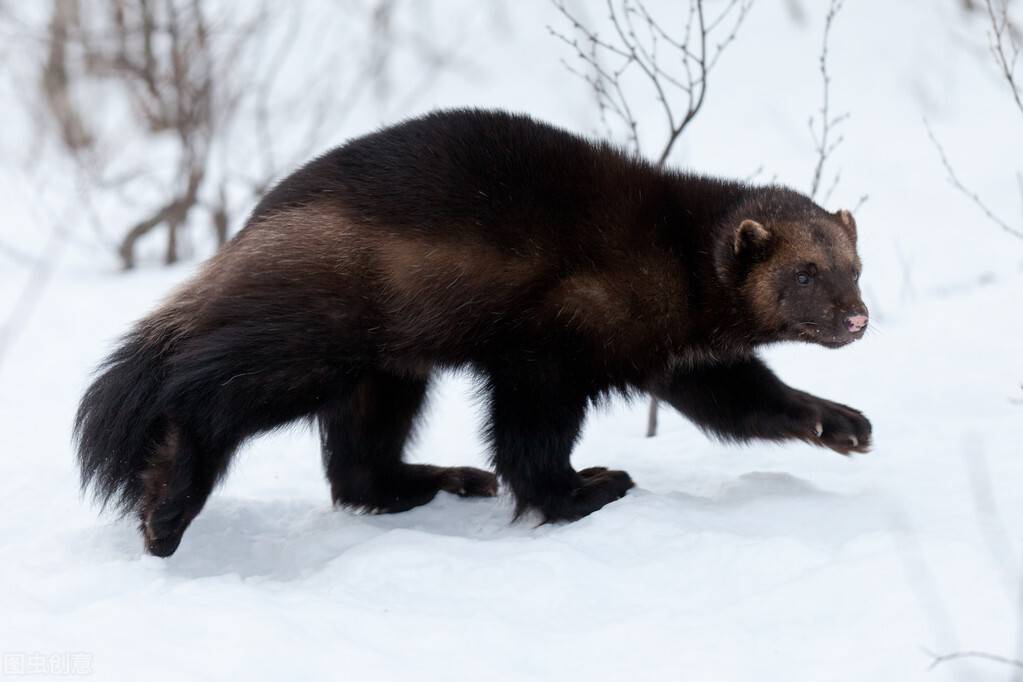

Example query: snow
[2,1,1023,680]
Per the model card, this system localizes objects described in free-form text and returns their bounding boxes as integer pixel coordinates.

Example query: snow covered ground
[5,263,1023,681]
[2,1,1023,680]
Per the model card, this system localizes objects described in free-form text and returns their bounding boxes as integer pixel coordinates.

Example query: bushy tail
[74,328,171,515]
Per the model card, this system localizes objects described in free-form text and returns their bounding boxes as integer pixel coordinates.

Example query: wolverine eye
[796,271,812,286]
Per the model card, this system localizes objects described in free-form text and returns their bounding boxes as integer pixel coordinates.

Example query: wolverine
[75,109,872,557]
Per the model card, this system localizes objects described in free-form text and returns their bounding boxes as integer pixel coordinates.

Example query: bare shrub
[549,0,754,437]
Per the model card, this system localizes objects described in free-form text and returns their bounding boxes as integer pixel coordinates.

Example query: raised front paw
[793,393,872,455]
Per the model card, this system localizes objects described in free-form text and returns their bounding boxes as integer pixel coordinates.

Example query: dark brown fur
[75,109,871,557]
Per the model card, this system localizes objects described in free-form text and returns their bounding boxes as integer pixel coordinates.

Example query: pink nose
[845,314,868,333]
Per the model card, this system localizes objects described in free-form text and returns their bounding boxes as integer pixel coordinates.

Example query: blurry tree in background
[0,0,464,369]
[548,0,754,437]
[40,0,247,268]
[6,0,461,269]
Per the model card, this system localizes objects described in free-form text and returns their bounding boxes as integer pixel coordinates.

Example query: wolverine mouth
[817,338,853,349]
[790,324,855,348]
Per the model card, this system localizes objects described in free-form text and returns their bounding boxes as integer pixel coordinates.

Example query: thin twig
[809,0,848,199]
[925,648,1023,671]
[985,0,1023,118]
[925,120,1023,240]
[549,0,752,165]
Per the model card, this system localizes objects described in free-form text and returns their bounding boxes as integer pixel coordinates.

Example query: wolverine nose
[845,314,868,333]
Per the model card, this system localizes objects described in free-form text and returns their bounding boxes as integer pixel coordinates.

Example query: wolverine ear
[836,209,857,244]
[734,219,771,257]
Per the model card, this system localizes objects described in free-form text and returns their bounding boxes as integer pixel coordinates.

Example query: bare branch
[18,1,466,269]
[925,120,1023,240]
[921,2,1023,241]
[808,0,848,200]
[550,0,753,166]
[925,648,1023,671]
[985,0,1023,118]
[645,394,659,438]
[41,0,92,153]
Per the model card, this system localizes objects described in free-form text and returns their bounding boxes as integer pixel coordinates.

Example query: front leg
[651,355,871,455]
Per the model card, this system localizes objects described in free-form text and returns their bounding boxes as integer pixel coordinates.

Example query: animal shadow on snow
[656,471,889,546]
[130,492,524,580]
[92,471,887,579]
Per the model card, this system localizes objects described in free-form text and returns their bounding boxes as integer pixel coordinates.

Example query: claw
[849,436,858,447]
[814,422,823,438]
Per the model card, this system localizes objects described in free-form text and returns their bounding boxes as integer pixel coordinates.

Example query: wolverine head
[725,196,868,348]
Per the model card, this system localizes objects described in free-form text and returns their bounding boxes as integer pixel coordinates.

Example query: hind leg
[319,369,497,512]
[140,425,235,557]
